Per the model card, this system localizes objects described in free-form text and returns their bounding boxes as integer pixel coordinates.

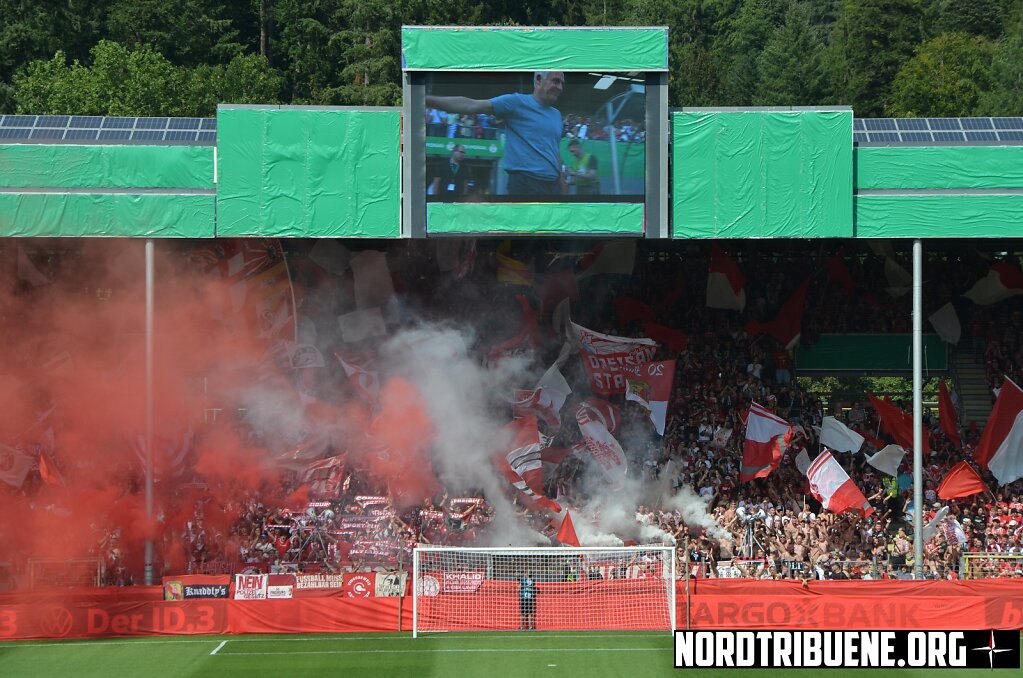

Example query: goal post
[412,545,676,637]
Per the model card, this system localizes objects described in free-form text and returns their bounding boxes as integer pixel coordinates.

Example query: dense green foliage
[2,0,1023,117]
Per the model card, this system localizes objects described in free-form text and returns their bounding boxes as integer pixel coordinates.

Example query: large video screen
[424,71,646,203]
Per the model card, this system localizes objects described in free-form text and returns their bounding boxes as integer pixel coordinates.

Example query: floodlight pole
[144,239,155,586]
[912,239,923,578]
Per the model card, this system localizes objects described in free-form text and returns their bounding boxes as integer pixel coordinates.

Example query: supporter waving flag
[938,380,962,448]
[805,449,874,517]
[740,403,791,481]
[576,400,628,480]
[496,416,561,512]
[974,377,1023,485]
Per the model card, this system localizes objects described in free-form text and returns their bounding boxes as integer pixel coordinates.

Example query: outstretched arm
[426,96,494,116]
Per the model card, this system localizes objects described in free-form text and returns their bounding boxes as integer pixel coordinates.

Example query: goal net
[413,546,675,637]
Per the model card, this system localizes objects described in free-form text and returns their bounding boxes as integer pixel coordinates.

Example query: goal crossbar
[413,545,675,637]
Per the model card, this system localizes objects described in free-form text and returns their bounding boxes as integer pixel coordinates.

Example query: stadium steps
[953,345,991,429]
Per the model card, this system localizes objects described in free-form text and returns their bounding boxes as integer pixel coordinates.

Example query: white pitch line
[7,632,661,649]
[214,648,665,656]
[210,640,227,656]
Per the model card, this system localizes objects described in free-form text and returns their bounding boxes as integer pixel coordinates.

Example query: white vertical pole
[670,547,677,633]
[144,239,155,586]
[412,547,419,638]
[912,239,924,579]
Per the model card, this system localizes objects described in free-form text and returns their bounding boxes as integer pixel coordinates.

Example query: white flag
[928,303,961,345]
[866,444,906,477]
[819,416,865,453]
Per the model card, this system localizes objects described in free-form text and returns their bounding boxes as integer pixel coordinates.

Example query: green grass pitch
[1,631,1020,677]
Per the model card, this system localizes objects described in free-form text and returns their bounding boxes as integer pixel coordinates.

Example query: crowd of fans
[6,240,1023,588]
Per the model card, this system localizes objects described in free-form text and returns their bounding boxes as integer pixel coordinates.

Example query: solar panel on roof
[35,116,70,127]
[927,118,960,130]
[895,118,928,130]
[197,131,216,142]
[864,118,897,131]
[69,116,103,128]
[901,132,931,142]
[960,118,994,130]
[30,128,64,139]
[853,119,865,131]
[998,131,1023,141]
[102,118,134,129]
[992,118,1023,130]
[932,131,965,141]
[853,132,868,143]
[135,118,168,130]
[168,118,200,130]
[1,115,35,127]
[868,132,900,142]
[0,128,30,139]
[200,118,217,130]
[98,130,131,140]
[64,129,98,140]
[965,131,998,141]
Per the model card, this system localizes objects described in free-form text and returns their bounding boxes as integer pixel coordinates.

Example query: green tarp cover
[797,334,948,372]
[0,144,214,189]
[0,193,214,237]
[856,146,1023,190]
[427,203,644,235]
[673,110,853,238]
[217,107,400,238]
[855,194,1023,238]
[401,27,668,71]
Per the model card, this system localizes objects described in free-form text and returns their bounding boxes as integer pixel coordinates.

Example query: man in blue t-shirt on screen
[426,71,566,196]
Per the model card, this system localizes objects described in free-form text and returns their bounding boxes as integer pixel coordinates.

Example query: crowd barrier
[0,580,1021,640]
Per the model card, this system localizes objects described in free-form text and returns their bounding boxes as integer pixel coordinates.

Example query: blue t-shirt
[490,93,562,180]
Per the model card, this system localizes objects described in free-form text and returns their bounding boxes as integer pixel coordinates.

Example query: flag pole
[144,239,155,586]
[912,239,923,579]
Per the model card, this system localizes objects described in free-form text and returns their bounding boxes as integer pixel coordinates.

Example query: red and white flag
[974,377,1023,485]
[335,352,381,407]
[706,245,746,311]
[576,402,628,480]
[938,380,961,448]
[936,461,988,500]
[745,279,809,350]
[964,263,1023,305]
[301,455,348,498]
[624,360,677,435]
[496,417,560,512]
[805,449,874,517]
[741,403,791,481]
[0,445,34,488]
[572,322,657,396]
[512,363,571,429]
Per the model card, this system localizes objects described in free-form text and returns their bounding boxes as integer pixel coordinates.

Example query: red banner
[0,580,1021,640]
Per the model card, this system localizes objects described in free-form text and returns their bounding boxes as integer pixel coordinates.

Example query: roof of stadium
[3,114,1023,147]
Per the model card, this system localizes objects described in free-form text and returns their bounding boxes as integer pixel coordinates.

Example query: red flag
[964,262,1023,305]
[826,253,854,297]
[706,244,746,311]
[745,279,810,350]
[612,297,655,327]
[867,394,930,455]
[38,450,63,486]
[537,269,579,315]
[936,461,988,500]
[556,510,581,547]
[938,380,961,448]
[644,322,689,354]
[573,322,657,396]
[974,377,1023,484]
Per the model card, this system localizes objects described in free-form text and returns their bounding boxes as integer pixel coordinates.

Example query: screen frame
[403,69,667,238]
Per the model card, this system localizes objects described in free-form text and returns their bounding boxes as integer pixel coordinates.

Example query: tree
[104,0,247,66]
[888,32,994,117]
[14,41,282,116]
[713,0,788,105]
[974,34,1023,115]
[754,1,829,106]
[827,0,923,116]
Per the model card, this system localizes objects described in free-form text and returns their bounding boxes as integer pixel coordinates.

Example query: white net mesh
[413,546,675,636]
